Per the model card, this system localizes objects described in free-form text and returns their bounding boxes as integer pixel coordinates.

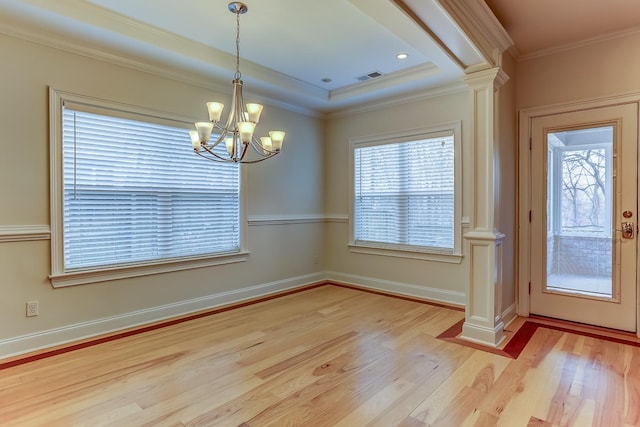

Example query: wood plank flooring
[1,284,639,426]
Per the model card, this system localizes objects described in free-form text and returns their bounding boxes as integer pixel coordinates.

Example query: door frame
[518,93,640,336]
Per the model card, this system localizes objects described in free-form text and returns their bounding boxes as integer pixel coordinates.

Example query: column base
[460,319,506,348]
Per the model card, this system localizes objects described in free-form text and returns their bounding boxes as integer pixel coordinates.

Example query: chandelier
[190,1,285,163]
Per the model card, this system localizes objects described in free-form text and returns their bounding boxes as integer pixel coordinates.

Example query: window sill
[348,243,463,264]
[49,251,249,288]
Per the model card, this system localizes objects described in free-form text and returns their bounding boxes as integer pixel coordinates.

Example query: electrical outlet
[26,301,39,317]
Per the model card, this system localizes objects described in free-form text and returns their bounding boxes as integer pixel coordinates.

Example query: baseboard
[325,271,466,307]
[0,272,325,359]
[1,270,468,359]
[502,302,517,327]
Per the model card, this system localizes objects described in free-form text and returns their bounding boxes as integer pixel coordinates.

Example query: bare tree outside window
[560,148,607,234]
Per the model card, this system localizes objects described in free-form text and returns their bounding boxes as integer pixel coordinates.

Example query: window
[547,127,613,238]
[349,123,462,262]
[50,89,247,286]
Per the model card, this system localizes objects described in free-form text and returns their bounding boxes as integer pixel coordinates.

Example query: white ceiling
[0,0,472,113]
[2,1,638,114]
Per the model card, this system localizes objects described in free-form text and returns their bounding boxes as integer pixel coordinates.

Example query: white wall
[324,90,471,305]
[0,34,325,356]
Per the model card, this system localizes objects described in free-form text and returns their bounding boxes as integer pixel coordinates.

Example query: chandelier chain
[234,10,241,80]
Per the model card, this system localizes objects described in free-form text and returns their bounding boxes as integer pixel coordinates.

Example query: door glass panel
[546,126,613,298]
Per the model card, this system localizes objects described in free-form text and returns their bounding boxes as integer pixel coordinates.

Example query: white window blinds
[353,134,455,251]
[62,107,240,271]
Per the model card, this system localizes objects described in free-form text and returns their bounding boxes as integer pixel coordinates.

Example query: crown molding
[328,80,468,119]
[329,63,441,103]
[435,0,513,67]
[518,25,640,62]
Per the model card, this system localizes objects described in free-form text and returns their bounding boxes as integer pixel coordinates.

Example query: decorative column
[461,67,509,347]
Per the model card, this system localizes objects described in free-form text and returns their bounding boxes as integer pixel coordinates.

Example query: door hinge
[528,282,531,294]
[529,210,532,222]
[529,137,532,150]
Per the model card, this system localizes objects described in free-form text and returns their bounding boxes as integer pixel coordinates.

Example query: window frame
[49,88,248,287]
[348,122,463,263]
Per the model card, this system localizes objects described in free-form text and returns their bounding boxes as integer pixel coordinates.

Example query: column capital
[463,67,509,92]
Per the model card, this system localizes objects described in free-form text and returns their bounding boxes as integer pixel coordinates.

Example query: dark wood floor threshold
[439,317,640,360]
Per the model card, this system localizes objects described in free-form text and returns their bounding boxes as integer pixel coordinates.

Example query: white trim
[460,321,505,347]
[325,271,466,306]
[0,225,50,242]
[0,272,325,359]
[247,214,326,226]
[325,214,349,223]
[436,0,513,67]
[518,26,640,62]
[49,252,249,288]
[461,232,506,347]
[348,244,463,264]
[520,91,640,118]
[328,81,468,119]
[501,303,517,327]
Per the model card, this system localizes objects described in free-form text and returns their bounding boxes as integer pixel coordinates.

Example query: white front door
[530,103,638,332]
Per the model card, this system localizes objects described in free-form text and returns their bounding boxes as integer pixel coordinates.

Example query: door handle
[621,222,635,239]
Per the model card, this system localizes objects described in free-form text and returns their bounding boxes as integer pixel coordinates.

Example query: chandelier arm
[239,142,250,159]
[222,79,241,133]
[248,136,278,156]
[199,143,236,162]
[236,156,274,164]
[196,148,230,162]
[233,80,247,161]
[235,80,245,124]
[206,122,228,149]
[197,146,273,164]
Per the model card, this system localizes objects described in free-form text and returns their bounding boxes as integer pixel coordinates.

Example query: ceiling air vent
[356,71,384,81]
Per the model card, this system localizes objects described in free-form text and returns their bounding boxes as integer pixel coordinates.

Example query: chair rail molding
[247,214,327,226]
[0,225,51,243]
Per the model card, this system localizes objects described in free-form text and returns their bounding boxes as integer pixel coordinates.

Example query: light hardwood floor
[1,284,639,426]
